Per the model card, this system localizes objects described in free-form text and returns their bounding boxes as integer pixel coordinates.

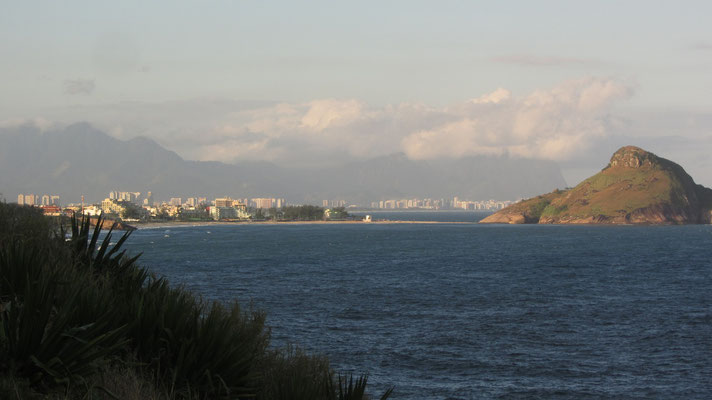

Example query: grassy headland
[481,146,712,224]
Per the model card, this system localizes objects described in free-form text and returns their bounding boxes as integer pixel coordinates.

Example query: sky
[2,1,712,185]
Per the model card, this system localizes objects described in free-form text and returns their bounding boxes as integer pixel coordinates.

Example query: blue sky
[2,1,712,184]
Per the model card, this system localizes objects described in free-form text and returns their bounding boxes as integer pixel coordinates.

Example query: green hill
[480,146,712,224]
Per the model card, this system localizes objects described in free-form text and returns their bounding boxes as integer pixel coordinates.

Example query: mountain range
[1,123,567,205]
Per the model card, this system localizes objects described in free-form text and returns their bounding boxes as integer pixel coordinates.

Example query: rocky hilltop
[480,146,712,224]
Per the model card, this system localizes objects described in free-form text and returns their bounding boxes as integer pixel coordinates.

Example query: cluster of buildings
[16,193,63,215]
[12,189,293,222]
[369,197,514,210]
[451,197,514,211]
[13,189,517,220]
[95,192,286,221]
[322,199,348,208]
[17,193,61,207]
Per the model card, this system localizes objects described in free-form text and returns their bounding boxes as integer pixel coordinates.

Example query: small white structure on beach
[363,215,372,222]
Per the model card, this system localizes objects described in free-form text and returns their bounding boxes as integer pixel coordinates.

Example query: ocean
[122,211,712,399]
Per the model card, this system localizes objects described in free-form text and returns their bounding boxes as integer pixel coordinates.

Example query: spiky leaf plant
[0,237,127,390]
[66,213,141,277]
[255,347,393,400]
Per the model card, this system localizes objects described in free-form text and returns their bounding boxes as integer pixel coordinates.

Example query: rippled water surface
[123,212,712,399]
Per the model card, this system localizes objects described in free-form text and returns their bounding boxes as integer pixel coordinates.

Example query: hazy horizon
[2,1,712,186]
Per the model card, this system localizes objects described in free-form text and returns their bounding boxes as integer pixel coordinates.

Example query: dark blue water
[122,212,712,399]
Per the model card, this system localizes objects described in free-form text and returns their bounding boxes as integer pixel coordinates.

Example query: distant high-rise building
[119,192,138,202]
[24,194,37,205]
[215,197,233,208]
[50,195,60,205]
[169,197,182,206]
[41,195,50,206]
[17,194,24,205]
[110,191,140,203]
[252,198,274,209]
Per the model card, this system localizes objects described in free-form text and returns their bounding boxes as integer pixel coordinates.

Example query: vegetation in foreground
[0,203,392,399]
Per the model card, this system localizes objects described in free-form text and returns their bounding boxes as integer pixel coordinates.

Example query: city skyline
[13,188,515,212]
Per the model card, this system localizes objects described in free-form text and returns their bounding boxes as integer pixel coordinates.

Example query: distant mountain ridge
[481,146,712,224]
[1,123,567,204]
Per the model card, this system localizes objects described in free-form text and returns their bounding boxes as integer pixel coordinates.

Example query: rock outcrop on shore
[480,146,712,225]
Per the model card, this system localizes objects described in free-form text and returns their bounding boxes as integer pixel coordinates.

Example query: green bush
[0,203,393,399]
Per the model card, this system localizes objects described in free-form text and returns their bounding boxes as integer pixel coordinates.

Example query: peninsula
[480,146,712,224]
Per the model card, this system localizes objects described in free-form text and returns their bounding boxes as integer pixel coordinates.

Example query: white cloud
[468,88,511,105]
[9,77,633,166]
[402,77,633,161]
[300,99,365,131]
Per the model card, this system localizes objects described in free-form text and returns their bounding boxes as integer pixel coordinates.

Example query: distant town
[14,191,517,222]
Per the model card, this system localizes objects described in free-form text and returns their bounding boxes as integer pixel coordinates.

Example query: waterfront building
[40,205,62,216]
[101,198,128,215]
[82,205,103,216]
[210,206,238,220]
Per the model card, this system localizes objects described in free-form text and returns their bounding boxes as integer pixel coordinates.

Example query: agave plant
[127,279,268,399]
[328,373,393,400]
[66,213,141,277]
[255,347,393,400]
[0,235,128,390]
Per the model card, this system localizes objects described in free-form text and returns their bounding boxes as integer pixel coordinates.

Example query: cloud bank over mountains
[5,76,712,187]
[69,77,629,167]
[4,77,633,168]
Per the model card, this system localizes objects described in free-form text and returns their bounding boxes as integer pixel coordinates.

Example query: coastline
[133,219,474,230]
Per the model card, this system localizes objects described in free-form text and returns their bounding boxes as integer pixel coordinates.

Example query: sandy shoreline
[133,220,474,229]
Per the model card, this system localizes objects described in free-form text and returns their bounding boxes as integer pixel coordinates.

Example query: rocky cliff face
[480,146,712,225]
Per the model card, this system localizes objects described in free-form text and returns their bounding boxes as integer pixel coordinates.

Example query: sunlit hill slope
[480,146,712,224]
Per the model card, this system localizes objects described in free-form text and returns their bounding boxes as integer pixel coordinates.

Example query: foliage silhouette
[0,203,393,399]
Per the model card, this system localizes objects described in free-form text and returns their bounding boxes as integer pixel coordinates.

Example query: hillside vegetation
[0,203,392,399]
[481,146,712,224]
